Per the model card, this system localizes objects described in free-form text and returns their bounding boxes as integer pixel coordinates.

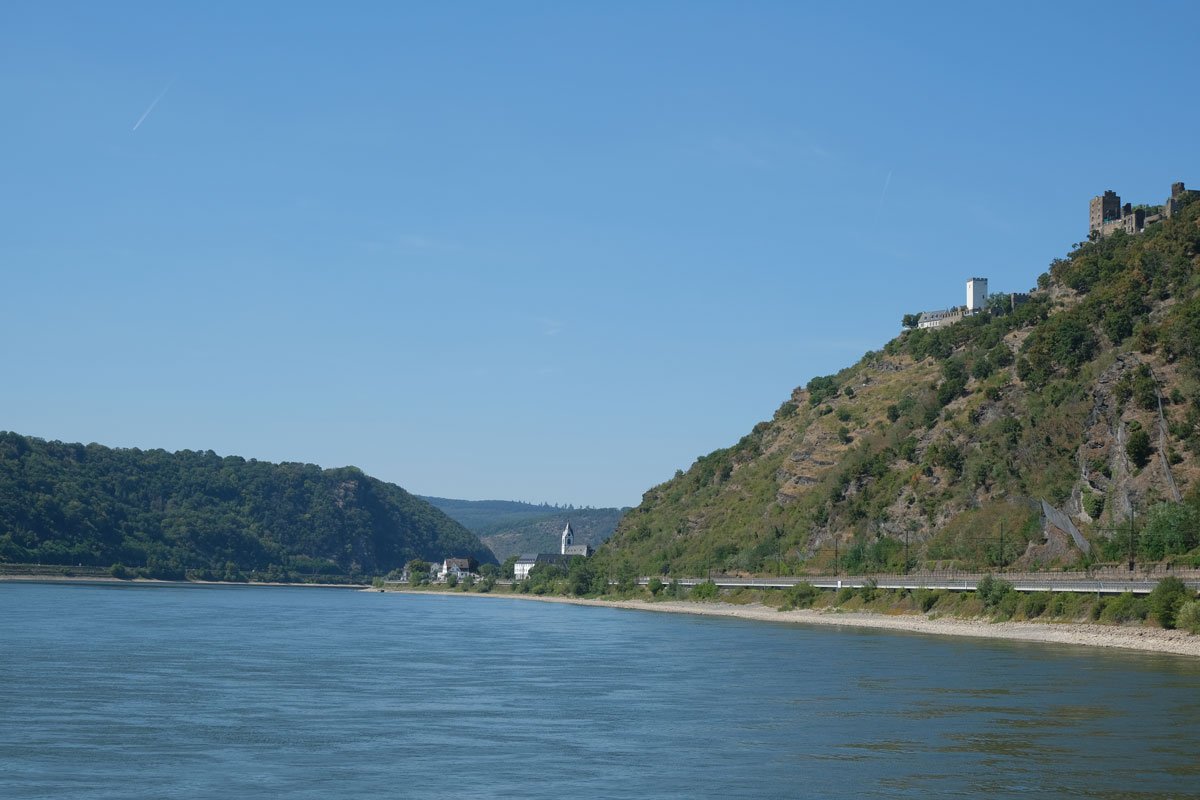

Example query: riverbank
[386,589,1200,657]
[0,574,367,589]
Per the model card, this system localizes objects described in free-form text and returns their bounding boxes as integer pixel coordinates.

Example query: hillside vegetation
[0,434,494,581]
[601,194,1200,578]
[421,497,626,561]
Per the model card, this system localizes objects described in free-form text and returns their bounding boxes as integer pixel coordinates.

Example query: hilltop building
[1089,181,1196,239]
[917,278,989,330]
[966,277,988,312]
[513,521,592,580]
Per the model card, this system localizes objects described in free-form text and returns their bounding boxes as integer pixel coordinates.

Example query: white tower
[560,521,574,555]
[966,277,988,312]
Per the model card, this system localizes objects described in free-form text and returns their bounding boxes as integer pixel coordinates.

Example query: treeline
[0,433,494,580]
[419,496,626,538]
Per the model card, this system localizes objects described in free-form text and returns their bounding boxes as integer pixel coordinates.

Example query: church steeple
[560,521,574,554]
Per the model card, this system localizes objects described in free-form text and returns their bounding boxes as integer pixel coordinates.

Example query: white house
[513,554,538,581]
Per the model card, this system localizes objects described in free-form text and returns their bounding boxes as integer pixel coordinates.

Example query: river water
[1,582,1198,799]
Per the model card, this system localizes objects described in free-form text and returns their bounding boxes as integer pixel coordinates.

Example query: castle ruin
[1089,181,1196,239]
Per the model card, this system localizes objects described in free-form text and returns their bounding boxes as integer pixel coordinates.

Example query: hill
[420,497,626,561]
[0,434,495,581]
[600,190,1200,578]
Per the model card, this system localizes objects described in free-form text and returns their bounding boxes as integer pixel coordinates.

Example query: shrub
[1021,591,1051,619]
[1176,600,1200,634]
[446,573,458,588]
[1126,426,1152,469]
[807,375,839,406]
[648,577,664,596]
[110,563,134,580]
[858,578,878,603]
[1148,576,1193,629]
[690,580,719,601]
[914,588,941,613]
[782,582,819,610]
[976,574,1015,609]
[995,590,1020,620]
[1049,592,1084,619]
[1100,592,1148,623]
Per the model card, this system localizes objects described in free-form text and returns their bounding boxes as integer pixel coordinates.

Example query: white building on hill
[917,277,988,330]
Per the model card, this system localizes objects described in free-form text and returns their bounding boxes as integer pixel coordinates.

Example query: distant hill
[0,434,495,580]
[420,497,627,561]
[601,189,1200,577]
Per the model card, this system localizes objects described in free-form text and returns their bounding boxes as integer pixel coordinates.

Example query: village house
[441,557,477,581]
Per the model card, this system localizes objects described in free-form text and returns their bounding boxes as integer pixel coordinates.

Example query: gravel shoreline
[399,591,1200,658]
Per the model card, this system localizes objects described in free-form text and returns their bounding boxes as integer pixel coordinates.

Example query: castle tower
[966,277,988,312]
[1089,190,1121,235]
[561,521,574,555]
[1166,182,1189,219]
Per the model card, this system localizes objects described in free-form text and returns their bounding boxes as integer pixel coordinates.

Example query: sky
[3,2,1199,508]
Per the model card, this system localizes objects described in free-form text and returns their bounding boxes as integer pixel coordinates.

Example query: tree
[985,292,1011,314]
[1147,576,1192,629]
[501,555,518,579]
[901,313,921,330]
[567,557,602,596]
[1126,426,1152,469]
[1139,502,1200,560]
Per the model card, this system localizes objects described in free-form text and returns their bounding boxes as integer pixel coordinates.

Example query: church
[513,521,593,580]
[560,521,593,557]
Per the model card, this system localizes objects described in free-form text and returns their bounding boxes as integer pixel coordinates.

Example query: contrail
[132,82,173,132]
[879,169,893,207]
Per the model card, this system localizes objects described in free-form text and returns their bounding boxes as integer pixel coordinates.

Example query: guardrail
[637,573,1199,595]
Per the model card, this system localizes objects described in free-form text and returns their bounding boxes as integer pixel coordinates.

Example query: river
[1,582,1198,798]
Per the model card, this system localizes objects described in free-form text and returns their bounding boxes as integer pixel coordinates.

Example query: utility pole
[1127,514,1133,572]
[834,537,839,576]
[904,528,910,575]
[999,520,1005,571]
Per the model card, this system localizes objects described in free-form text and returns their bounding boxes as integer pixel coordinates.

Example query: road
[639,572,1200,595]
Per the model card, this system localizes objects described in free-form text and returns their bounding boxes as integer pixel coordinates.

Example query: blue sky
[3,2,1198,507]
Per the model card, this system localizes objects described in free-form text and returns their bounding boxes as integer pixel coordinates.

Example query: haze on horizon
[3,2,1198,508]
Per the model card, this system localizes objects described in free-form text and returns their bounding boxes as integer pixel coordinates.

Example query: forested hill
[0,434,495,580]
[420,496,626,561]
[600,191,1200,578]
